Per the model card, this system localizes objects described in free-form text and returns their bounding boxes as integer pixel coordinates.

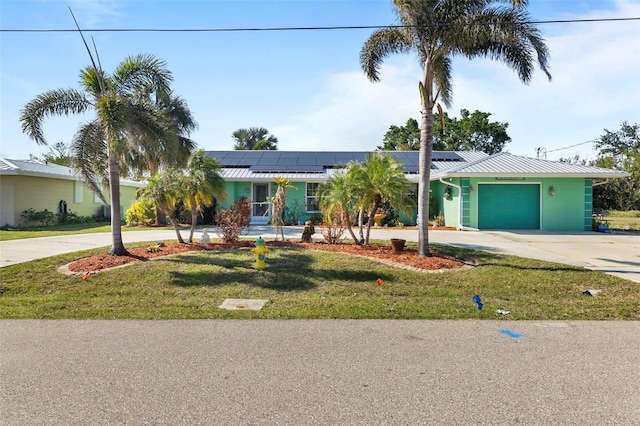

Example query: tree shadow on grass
[162,248,394,291]
[166,250,318,291]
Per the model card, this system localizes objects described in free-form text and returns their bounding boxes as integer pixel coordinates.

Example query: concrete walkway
[2,320,639,425]
[1,226,638,282]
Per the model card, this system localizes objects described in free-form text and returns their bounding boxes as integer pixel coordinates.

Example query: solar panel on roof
[297,156,317,166]
[258,156,278,166]
[249,164,324,173]
[432,151,462,161]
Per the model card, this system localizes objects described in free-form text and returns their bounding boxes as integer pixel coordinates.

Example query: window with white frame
[74,181,83,203]
[306,183,320,212]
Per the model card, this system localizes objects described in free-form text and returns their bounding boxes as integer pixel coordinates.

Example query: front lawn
[0,241,636,320]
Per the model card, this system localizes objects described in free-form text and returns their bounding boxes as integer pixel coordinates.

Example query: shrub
[58,210,94,225]
[322,209,346,244]
[215,198,251,242]
[309,212,323,225]
[379,200,399,226]
[125,201,155,226]
[20,208,56,227]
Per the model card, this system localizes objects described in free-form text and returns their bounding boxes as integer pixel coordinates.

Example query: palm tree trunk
[155,206,168,226]
[168,213,185,243]
[364,197,381,245]
[189,205,198,243]
[107,153,128,256]
[345,212,360,244]
[364,206,374,245]
[357,208,365,244]
[418,61,435,257]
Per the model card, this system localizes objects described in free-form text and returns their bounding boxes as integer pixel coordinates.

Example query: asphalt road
[2,320,639,425]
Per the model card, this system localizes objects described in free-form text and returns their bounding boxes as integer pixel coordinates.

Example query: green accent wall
[460,178,470,228]
[584,179,593,231]
[541,178,587,231]
[465,177,589,231]
[220,181,251,209]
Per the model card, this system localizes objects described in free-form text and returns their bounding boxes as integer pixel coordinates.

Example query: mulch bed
[65,239,466,274]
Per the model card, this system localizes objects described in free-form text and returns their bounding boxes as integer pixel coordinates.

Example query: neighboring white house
[0,158,143,227]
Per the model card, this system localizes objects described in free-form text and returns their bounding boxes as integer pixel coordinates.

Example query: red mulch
[66,239,465,273]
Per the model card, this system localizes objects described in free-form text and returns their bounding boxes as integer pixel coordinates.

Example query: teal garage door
[478,184,540,229]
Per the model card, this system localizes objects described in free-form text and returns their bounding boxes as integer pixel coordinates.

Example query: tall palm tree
[351,153,414,245]
[232,127,278,150]
[182,151,227,243]
[361,0,551,256]
[21,54,173,255]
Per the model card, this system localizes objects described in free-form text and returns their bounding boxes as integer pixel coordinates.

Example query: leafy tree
[20,54,173,255]
[30,142,73,166]
[558,154,587,165]
[379,110,510,154]
[182,151,227,242]
[232,127,278,150]
[434,109,510,154]
[378,118,421,151]
[360,0,551,256]
[593,122,640,211]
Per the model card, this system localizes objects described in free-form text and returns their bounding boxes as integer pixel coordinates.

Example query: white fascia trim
[442,172,630,178]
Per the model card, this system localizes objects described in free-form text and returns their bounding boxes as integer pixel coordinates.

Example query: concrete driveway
[1,226,638,282]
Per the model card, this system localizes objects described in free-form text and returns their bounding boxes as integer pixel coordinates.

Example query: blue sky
[1,0,639,162]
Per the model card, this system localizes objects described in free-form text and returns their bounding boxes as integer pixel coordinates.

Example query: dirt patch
[63,240,467,274]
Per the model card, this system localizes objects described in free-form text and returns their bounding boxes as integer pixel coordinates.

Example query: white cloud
[269,0,640,161]
[273,58,422,151]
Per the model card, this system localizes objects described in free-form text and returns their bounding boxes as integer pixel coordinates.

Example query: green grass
[0,241,637,320]
[0,223,176,241]
[605,210,640,231]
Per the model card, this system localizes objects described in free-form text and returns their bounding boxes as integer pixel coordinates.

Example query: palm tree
[351,153,414,245]
[271,177,295,241]
[318,170,361,244]
[137,171,186,243]
[232,127,278,150]
[182,151,227,242]
[360,0,551,256]
[128,90,198,225]
[20,54,173,255]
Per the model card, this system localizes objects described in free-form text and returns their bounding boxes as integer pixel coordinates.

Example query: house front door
[251,183,270,224]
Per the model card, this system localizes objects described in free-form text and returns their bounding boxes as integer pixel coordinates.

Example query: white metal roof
[435,152,630,178]
[218,150,630,182]
[0,158,145,186]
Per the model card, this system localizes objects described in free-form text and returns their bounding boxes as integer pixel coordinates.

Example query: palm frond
[112,54,173,97]
[71,121,109,203]
[449,7,551,83]
[20,89,91,145]
[360,27,412,82]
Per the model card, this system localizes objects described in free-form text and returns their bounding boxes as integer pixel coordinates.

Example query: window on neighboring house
[74,181,83,203]
[306,183,320,212]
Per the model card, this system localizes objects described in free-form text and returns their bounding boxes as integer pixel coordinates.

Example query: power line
[537,139,598,158]
[2,17,639,33]
[546,139,597,153]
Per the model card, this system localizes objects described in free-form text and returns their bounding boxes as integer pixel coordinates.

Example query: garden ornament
[199,228,211,243]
